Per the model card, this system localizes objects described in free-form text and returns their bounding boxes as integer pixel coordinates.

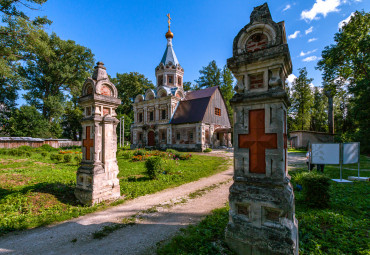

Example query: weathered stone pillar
[225,4,298,254]
[75,62,121,206]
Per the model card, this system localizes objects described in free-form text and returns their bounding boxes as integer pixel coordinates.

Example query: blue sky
[17,0,369,105]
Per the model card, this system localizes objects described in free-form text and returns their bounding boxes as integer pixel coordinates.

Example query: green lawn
[0,147,229,236]
[158,156,370,255]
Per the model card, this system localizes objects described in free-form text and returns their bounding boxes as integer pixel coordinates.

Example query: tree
[61,101,83,140]
[220,65,234,122]
[112,72,154,119]
[195,60,221,89]
[183,81,192,91]
[290,68,314,130]
[20,31,94,124]
[6,105,52,137]
[1,0,51,78]
[317,11,370,151]
[310,87,327,132]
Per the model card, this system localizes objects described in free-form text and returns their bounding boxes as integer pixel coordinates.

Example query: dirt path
[0,152,306,255]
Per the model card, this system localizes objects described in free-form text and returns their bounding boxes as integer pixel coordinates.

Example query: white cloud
[338,12,355,28]
[308,38,318,42]
[287,74,297,87]
[301,0,341,21]
[305,26,314,34]
[303,56,320,62]
[309,82,315,88]
[300,49,317,57]
[283,4,291,11]
[288,31,300,39]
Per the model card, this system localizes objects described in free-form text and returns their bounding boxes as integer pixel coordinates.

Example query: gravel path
[0,152,306,255]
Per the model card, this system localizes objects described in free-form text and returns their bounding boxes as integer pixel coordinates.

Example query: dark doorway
[148,131,155,146]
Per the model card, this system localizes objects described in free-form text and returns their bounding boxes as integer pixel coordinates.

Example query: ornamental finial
[165,13,174,39]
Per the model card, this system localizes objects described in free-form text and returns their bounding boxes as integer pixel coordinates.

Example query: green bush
[166,149,178,154]
[40,144,57,152]
[25,152,31,157]
[50,154,57,161]
[63,154,73,163]
[203,148,212,153]
[41,152,48,157]
[145,156,164,179]
[74,154,82,164]
[56,154,64,162]
[18,145,33,151]
[179,153,192,160]
[134,149,147,156]
[121,150,134,159]
[294,171,331,208]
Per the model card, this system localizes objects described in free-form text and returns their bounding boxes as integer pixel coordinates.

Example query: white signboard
[311,143,340,164]
[343,143,359,164]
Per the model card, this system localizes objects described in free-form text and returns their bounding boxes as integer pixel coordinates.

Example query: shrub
[145,156,164,179]
[56,154,64,162]
[74,155,82,164]
[40,144,57,152]
[64,154,73,163]
[121,150,134,159]
[50,154,57,161]
[204,148,212,153]
[166,149,178,154]
[134,149,147,156]
[172,152,182,160]
[25,152,31,157]
[41,152,48,157]
[294,171,331,208]
[179,153,192,160]
[18,146,33,151]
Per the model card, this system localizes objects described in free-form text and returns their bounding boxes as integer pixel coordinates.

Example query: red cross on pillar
[238,109,277,174]
[83,126,94,160]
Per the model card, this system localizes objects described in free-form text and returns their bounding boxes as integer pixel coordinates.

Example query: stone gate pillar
[225,4,298,254]
[75,62,121,205]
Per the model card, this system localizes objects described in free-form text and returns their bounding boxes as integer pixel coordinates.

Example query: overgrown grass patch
[0,148,229,236]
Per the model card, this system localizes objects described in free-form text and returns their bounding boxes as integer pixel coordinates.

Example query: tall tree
[290,68,314,130]
[20,31,94,124]
[112,72,154,119]
[317,11,370,151]
[195,60,221,89]
[6,105,52,138]
[183,81,192,91]
[310,87,327,132]
[220,65,234,122]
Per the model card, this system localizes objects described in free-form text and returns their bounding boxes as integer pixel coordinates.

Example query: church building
[131,16,231,151]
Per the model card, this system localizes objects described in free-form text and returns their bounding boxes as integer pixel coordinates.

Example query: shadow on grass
[0,182,80,206]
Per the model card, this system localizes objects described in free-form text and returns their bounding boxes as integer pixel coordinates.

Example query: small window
[139,133,143,140]
[150,111,154,121]
[161,131,166,140]
[176,133,180,140]
[161,109,166,120]
[189,132,193,140]
[215,108,221,116]
[168,75,174,85]
[178,76,182,86]
[158,75,163,86]
[138,113,143,122]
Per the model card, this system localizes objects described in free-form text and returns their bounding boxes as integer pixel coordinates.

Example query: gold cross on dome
[167,13,172,28]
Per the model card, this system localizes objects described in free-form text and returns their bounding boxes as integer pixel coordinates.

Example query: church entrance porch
[214,128,232,148]
[148,131,155,146]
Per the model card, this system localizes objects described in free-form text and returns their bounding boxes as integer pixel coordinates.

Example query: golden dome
[165,29,173,39]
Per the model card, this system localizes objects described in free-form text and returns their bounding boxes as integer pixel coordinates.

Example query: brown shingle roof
[170,97,211,124]
[184,86,218,100]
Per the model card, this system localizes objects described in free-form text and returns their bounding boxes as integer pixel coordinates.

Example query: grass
[0,147,229,236]
[288,148,307,153]
[157,155,370,255]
